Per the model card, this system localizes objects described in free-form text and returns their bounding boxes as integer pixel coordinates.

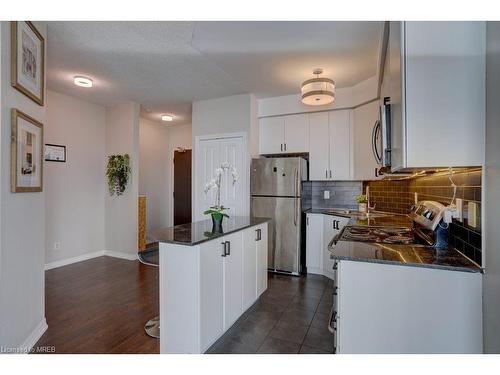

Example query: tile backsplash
[364,169,482,265]
[303,181,362,210]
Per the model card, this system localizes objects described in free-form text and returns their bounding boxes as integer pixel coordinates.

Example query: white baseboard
[45,251,105,270]
[103,250,137,261]
[18,318,48,353]
[45,250,137,271]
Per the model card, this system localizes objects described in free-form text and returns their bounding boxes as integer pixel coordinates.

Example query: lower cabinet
[306,213,348,279]
[161,223,269,354]
[334,260,483,353]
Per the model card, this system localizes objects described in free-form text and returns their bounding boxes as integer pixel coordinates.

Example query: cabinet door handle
[330,170,332,179]
[281,144,283,152]
[332,220,336,229]
[325,170,328,179]
[284,143,287,151]
[375,167,378,178]
[255,229,261,241]
[221,242,226,257]
[225,241,231,256]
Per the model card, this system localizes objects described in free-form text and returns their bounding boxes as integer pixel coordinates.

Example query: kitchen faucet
[366,186,376,214]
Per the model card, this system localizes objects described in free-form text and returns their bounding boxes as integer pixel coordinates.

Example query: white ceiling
[46,21,383,124]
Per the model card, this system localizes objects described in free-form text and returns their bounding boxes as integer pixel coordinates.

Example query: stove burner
[383,235,413,244]
[340,226,415,245]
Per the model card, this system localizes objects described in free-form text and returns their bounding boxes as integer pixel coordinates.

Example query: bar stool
[138,249,160,338]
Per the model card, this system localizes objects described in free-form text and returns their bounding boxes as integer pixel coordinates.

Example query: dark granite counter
[328,239,482,273]
[150,216,271,246]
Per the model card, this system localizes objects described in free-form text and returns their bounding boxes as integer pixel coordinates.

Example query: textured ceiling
[46,21,382,124]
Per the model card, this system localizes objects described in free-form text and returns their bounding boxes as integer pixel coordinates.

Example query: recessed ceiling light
[161,115,174,122]
[73,76,93,88]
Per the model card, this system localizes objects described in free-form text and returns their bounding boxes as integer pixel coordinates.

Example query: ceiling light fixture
[73,76,93,88]
[161,115,174,122]
[301,68,335,106]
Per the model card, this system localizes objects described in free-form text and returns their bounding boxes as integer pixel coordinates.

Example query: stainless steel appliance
[250,157,308,275]
[372,98,392,175]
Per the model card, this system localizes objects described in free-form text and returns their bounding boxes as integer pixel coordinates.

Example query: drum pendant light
[301,68,335,106]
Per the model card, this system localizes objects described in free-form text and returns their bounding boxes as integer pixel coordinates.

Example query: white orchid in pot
[203,162,239,230]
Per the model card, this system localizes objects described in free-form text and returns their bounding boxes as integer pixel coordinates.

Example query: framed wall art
[11,109,44,193]
[44,144,66,162]
[11,21,45,106]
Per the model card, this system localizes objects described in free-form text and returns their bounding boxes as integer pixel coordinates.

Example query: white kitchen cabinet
[388,21,485,170]
[329,111,351,180]
[160,222,268,353]
[308,110,352,181]
[306,213,348,279]
[334,260,482,353]
[255,223,268,297]
[259,114,308,154]
[283,114,309,153]
[242,223,268,309]
[259,116,284,154]
[352,101,383,180]
[323,215,349,279]
[306,213,324,274]
[308,112,330,180]
[199,239,224,351]
[222,231,243,330]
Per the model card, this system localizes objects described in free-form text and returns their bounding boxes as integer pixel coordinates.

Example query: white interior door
[195,134,247,221]
[219,137,244,218]
[197,138,221,220]
[329,110,351,180]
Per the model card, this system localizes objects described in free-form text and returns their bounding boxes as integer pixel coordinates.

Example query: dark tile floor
[206,273,335,354]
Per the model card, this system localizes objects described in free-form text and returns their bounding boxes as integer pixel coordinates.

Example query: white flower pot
[358,203,367,213]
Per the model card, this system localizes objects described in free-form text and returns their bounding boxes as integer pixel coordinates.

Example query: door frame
[193,132,249,222]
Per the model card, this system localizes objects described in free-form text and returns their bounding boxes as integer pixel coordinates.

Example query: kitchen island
[150,216,270,354]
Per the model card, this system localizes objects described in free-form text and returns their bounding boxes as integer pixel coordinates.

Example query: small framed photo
[11,21,45,106]
[44,144,66,162]
[11,109,44,193]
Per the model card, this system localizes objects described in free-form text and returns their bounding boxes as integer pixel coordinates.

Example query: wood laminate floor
[35,256,334,354]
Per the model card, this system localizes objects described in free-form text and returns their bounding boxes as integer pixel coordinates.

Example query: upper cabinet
[388,21,486,170]
[309,110,351,181]
[352,101,382,180]
[259,114,308,154]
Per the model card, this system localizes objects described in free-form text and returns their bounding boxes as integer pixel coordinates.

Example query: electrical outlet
[455,198,463,222]
[324,190,330,199]
[54,241,61,251]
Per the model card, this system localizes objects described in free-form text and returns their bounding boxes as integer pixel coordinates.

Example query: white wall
[191,93,256,219]
[484,21,500,353]
[105,102,140,257]
[139,118,170,231]
[258,75,378,118]
[45,90,106,266]
[0,21,47,349]
[166,124,192,227]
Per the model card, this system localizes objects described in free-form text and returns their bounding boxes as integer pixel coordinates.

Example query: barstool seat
[138,248,160,339]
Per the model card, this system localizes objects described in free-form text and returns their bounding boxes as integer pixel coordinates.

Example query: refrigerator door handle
[293,169,298,226]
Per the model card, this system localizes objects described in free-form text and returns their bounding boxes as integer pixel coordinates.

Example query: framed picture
[44,144,66,162]
[11,21,45,106]
[11,109,44,192]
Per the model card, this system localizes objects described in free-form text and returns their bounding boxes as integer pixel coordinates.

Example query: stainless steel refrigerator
[250,157,308,275]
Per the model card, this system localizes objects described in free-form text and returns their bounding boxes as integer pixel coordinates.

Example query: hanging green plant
[106,154,131,196]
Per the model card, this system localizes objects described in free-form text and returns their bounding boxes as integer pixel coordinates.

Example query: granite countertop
[328,239,482,273]
[149,216,271,246]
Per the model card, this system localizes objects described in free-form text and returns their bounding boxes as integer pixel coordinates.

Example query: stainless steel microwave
[372,99,392,174]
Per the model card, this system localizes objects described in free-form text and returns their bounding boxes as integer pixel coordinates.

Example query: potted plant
[106,154,131,196]
[355,194,368,213]
[203,162,239,231]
